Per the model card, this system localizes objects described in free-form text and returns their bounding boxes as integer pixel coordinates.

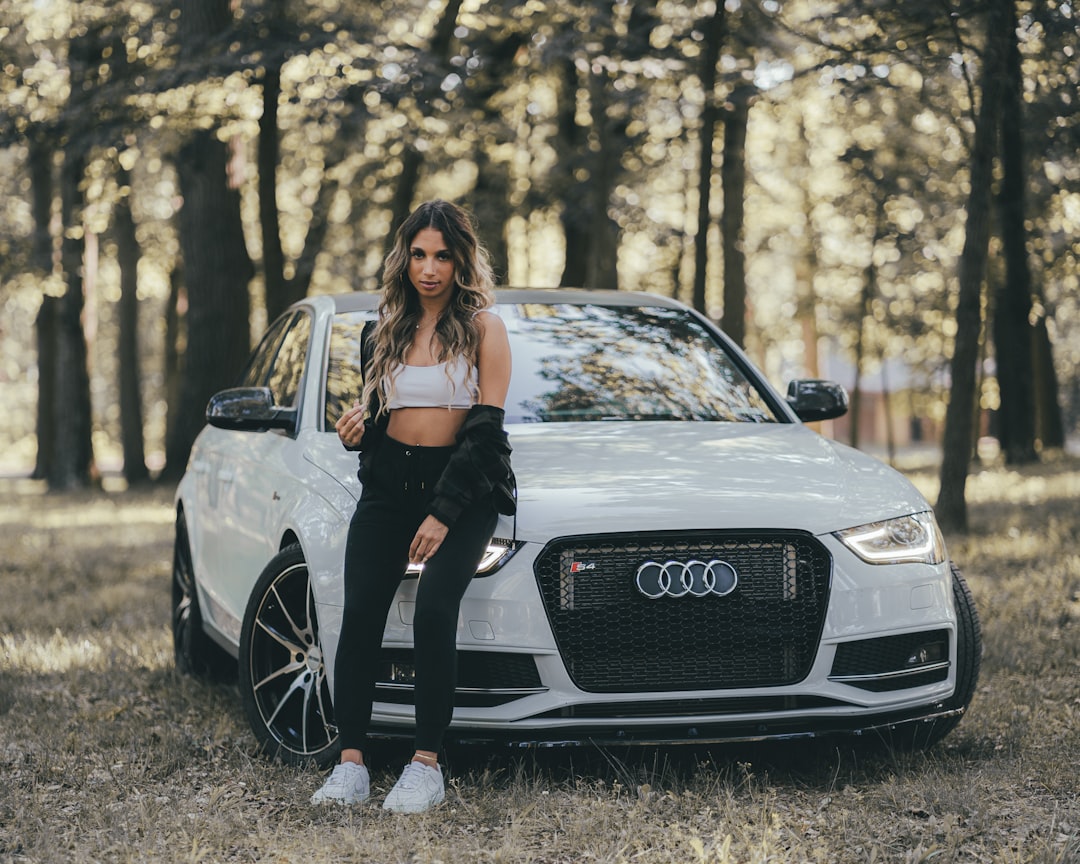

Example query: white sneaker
[382,761,445,813]
[311,761,370,805]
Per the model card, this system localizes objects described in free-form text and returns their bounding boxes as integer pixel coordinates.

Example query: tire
[238,544,339,767]
[896,561,983,751]
[172,510,234,680]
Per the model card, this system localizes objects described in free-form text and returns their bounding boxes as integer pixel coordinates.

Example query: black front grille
[533,531,832,693]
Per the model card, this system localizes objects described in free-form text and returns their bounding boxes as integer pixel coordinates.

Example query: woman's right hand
[336,401,366,448]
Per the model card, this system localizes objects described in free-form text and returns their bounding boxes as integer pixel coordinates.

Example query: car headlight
[834,511,946,565]
[475,538,521,575]
[405,539,521,578]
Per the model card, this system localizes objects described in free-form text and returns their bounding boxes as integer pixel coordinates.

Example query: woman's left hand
[410,515,449,565]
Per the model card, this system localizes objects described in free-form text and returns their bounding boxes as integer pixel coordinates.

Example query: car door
[211,310,313,622]
[193,313,294,632]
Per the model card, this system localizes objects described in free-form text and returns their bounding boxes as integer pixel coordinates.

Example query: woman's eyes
[411,249,452,261]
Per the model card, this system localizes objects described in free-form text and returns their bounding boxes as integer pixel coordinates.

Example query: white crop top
[384,359,479,410]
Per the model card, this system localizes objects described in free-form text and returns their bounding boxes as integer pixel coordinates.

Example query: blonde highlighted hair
[362,200,496,418]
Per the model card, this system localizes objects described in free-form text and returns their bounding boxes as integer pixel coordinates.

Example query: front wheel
[239,544,339,767]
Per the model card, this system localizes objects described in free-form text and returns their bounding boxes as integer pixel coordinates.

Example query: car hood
[507,422,930,541]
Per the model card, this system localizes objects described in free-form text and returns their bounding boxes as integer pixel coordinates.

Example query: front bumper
[319,530,959,746]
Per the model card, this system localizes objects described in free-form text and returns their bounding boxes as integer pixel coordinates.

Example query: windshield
[324,302,780,428]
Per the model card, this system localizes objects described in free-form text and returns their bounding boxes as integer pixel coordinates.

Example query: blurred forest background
[0,0,1076,531]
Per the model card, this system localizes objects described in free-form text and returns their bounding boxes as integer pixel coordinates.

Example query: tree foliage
[0,0,1077,520]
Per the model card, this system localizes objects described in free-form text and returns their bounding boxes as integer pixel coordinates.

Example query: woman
[312,200,515,813]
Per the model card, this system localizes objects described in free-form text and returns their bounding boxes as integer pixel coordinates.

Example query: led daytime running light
[835,512,945,565]
[405,540,518,577]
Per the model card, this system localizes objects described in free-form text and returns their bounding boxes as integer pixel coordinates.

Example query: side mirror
[785,379,849,422]
[206,387,298,432]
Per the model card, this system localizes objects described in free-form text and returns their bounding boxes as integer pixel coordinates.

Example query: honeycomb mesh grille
[533,531,832,693]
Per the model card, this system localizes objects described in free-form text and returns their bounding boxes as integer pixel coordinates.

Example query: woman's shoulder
[474,308,506,330]
[476,309,508,347]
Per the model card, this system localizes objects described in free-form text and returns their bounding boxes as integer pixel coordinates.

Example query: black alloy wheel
[172,510,233,680]
[239,544,339,767]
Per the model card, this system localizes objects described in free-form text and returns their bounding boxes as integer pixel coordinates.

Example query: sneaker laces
[324,762,360,791]
[396,761,438,790]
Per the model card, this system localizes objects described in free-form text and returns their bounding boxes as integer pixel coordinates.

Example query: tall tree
[259,55,289,323]
[114,165,150,485]
[1023,0,1072,450]
[719,83,750,346]
[691,1,725,315]
[555,56,589,288]
[938,0,1011,532]
[46,19,101,491]
[29,135,57,482]
[849,190,887,450]
[49,145,95,490]
[552,1,658,290]
[162,0,255,481]
[992,0,1037,465]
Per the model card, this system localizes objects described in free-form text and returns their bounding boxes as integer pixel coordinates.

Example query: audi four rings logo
[635,559,739,599]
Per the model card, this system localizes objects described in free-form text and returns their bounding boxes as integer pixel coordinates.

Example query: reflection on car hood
[508,422,930,541]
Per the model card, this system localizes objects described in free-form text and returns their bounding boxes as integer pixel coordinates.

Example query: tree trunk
[114,167,149,485]
[557,59,589,288]
[162,0,255,481]
[720,85,750,346]
[850,196,885,450]
[469,147,511,284]
[937,0,1010,533]
[33,297,59,481]
[49,149,95,490]
[993,0,1037,465]
[583,70,619,291]
[881,354,896,466]
[164,130,254,481]
[795,114,821,386]
[30,135,56,481]
[29,136,54,270]
[163,262,184,470]
[1032,316,1065,448]
[386,147,424,252]
[260,63,291,322]
[691,3,725,315]
[290,160,341,296]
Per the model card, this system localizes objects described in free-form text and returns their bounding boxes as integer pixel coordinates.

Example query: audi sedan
[172,289,980,765]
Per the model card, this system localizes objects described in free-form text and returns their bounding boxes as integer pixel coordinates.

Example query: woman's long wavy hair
[362,200,496,418]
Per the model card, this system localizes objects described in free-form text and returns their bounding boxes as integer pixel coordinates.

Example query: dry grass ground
[1,456,1078,863]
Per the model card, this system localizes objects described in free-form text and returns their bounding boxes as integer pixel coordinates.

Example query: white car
[172,289,980,765]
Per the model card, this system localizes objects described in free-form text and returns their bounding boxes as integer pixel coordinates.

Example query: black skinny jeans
[334,435,498,754]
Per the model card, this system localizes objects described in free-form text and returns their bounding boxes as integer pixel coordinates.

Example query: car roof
[329,288,689,315]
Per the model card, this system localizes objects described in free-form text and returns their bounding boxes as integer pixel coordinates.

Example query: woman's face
[407,228,455,305]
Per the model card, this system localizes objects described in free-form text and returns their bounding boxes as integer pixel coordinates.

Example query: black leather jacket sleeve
[427,404,517,527]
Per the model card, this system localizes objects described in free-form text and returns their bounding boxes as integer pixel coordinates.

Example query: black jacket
[350,322,516,526]
[426,403,516,526]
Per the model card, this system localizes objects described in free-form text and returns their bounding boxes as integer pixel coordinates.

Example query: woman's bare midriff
[386,407,468,447]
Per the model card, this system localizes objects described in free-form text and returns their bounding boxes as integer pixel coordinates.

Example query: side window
[265,312,312,408]
[324,313,372,430]
[238,313,293,388]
